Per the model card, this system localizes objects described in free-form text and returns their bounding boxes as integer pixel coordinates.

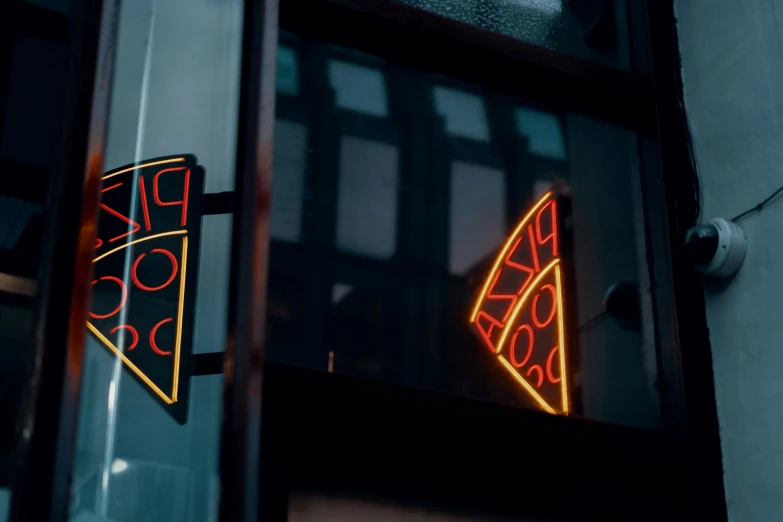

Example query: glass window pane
[433,86,490,141]
[277,46,300,95]
[271,120,308,242]
[335,137,398,259]
[328,61,389,117]
[395,0,632,71]
[449,162,506,275]
[193,215,232,354]
[515,107,567,160]
[69,0,242,520]
[267,32,661,431]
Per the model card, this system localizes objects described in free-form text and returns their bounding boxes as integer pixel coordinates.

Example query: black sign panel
[87,154,204,424]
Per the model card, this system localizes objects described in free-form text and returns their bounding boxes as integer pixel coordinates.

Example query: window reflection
[277,46,300,96]
[267,33,659,430]
[336,137,398,259]
[328,61,389,117]
[449,162,506,275]
[271,120,307,242]
[515,108,566,160]
[433,86,490,141]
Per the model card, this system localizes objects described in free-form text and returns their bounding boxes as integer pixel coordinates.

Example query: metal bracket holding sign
[87,154,204,424]
[470,190,579,415]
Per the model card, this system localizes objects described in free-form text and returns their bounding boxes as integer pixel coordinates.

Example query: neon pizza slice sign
[470,191,571,415]
[87,154,204,424]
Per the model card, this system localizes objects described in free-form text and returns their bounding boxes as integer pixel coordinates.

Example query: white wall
[677,1,783,520]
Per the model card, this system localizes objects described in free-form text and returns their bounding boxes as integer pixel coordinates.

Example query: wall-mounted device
[684,217,747,278]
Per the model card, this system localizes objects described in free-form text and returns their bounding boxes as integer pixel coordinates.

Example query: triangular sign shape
[87,154,204,424]
[470,191,571,415]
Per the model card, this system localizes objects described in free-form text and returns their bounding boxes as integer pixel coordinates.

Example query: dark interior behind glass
[267,30,659,430]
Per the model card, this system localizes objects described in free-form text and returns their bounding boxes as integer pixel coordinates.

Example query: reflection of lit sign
[470,191,572,415]
[87,155,204,424]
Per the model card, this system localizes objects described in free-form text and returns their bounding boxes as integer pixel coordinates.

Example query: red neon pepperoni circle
[132,248,178,292]
[88,276,128,320]
[546,346,561,384]
[149,317,174,355]
[510,324,534,368]
[110,324,139,351]
[532,284,557,329]
[526,365,544,388]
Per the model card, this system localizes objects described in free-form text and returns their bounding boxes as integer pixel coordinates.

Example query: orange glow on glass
[509,324,534,368]
[153,167,190,227]
[88,276,128,320]
[469,192,552,323]
[86,322,174,404]
[532,284,557,328]
[102,157,186,181]
[172,236,187,402]
[110,324,139,351]
[498,356,555,414]
[555,265,569,414]
[149,318,174,356]
[93,230,186,263]
[494,259,559,356]
[536,199,558,256]
[131,248,178,291]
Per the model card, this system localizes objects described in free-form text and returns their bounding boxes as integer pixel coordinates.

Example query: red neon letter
[526,365,544,388]
[535,200,558,257]
[139,175,152,231]
[503,236,536,298]
[486,269,518,323]
[88,276,128,319]
[131,248,178,291]
[476,311,503,353]
[101,182,123,193]
[149,317,174,355]
[95,238,103,249]
[110,324,139,351]
[100,203,141,243]
[546,346,561,384]
[510,324,534,368]
[532,284,557,329]
[153,167,190,227]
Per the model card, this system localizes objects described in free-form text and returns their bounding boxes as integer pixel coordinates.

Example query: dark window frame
[257,0,727,521]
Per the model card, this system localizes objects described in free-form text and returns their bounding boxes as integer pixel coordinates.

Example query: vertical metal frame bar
[632,0,727,518]
[219,0,278,520]
[9,0,120,520]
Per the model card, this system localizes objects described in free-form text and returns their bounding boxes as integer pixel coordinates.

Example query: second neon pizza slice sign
[87,154,204,425]
[470,191,574,415]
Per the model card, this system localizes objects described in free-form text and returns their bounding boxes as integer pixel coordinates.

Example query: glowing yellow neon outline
[102,157,186,181]
[94,230,186,263]
[555,265,569,414]
[86,322,173,404]
[494,258,560,355]
[469,191,552,323]
[90,233,190,404]
[498,356,556,414]
[172,236,187,402]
